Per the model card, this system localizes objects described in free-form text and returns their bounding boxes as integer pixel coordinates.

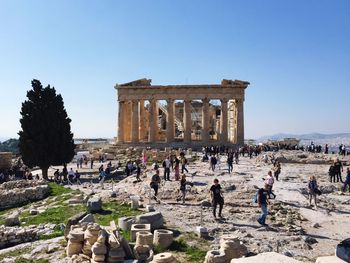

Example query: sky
[0,0,349,140]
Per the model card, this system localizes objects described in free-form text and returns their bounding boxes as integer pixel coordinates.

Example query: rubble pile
[66,221,176,263]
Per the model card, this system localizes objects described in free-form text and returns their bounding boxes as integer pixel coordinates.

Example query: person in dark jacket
[210,179,224,219]
[342,168,350,192]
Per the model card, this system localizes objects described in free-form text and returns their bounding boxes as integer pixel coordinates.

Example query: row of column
[117,98,244,145]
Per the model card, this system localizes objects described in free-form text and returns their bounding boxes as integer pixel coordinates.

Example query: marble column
[201,98,210,143]
[124,101,132,142]
[139,100,147,141]
[117,100,125,143]
[183,100,192,143]
[236,99,244,146]
[148,99,158,143]
[131,100,139,143]
[166,98,175,143]
[220,99,228,143]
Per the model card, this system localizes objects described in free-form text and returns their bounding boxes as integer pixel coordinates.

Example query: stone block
[230,252,302,262]
[220,240,247,261]
[64,212,87,238]
[146,205,156,212]
[136,231,153,247]
[79,213,95,224]
[316,256,347,263]
[196,226,208,238]
[136,212,164,230]
[118,216,136,231]
[87,196,102,213]
[131,224,151,241]
[29,209,38,215]
[204,250,226,263]
[153,229,173,249]
[5,212,20,226]
[151,252,177,263]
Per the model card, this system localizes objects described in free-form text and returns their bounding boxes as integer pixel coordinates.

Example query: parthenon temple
[115,78,249,147]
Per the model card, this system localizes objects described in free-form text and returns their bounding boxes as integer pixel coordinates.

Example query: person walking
[264,171,276,199]
[227,153,233,173]
[273,161,281,181]
[334,158,344,183]
[177,174,193,204]
[210,155,217,171]
[342,168,350,193]
[181,155,189,174]
[174,156,180,181]
[150,169,161,201]
[136,162,141,182]
[210,179,224,219]
[257,184,270,226]
[308,175,318,209]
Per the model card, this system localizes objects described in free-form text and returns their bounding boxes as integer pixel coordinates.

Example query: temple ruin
[115,78,249,147]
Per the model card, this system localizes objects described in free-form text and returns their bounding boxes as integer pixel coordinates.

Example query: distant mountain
[0,139,19,153]
[257,133,350,146]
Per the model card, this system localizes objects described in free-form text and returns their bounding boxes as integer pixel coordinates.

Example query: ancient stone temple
[115,78,249,147]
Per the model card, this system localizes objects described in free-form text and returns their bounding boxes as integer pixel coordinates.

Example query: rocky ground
[0,150,349,262]
[80,150,349,262]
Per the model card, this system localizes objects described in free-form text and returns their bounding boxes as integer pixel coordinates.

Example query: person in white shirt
[264,171,276,199]
[162,156,171,181]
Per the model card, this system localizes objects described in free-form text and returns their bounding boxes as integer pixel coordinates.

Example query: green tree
[18,79,75,180]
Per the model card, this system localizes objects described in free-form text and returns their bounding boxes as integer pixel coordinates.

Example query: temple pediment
[119,78,152,87]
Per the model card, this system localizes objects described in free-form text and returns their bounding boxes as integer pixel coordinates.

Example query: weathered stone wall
[0,181,50,210]
[0,226,38,249]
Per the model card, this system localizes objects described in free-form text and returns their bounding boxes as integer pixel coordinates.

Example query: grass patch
[165,238,206,262]
[93,202,142,226]
[120,229,132,242]
[15,258,49,263]
[21,204,86,226]
[0,247,32,261]
[48,182,74,196]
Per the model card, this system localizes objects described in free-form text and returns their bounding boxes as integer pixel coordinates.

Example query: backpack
[309,180,317,190]
[162,160,166,168]
[252,190,259,204]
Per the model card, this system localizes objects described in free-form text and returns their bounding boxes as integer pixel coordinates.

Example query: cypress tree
[18,79,75,180]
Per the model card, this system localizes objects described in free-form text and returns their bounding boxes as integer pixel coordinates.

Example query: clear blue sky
[0,0,349,140]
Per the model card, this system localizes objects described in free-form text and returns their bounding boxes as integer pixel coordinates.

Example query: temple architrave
[114,78,249,147]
